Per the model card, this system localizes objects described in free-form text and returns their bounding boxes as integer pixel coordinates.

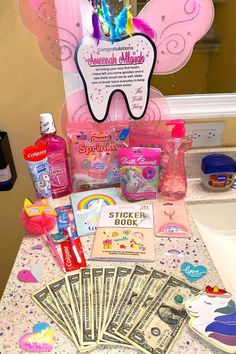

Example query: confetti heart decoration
[31,264,43,281]
[32,244,43,250]
[19,322,54,352]
[164,249,184,258]
[181,262,207,283]
[17,264,43,283]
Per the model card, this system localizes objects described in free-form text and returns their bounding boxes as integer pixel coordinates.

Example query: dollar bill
[91,267,104,341]
[66,271,96,352]
[126,276,199,354]
[80,268,96,346]
[116,269,168,338]
[33,286,71,339]
[65,272,81,336]
[100,266,133,346]
[47,277,81,351]
[98,267,116,343]
[104,265,151,341]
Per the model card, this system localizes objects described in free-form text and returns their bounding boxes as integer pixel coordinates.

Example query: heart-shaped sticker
[181,262,207,283]
[17,264,43,283]
[32,244,43,250]
[19,322,53,352]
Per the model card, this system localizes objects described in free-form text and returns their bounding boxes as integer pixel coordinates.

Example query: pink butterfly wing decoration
[138,0,214,74]
[19,0,93,72]
[19,0,214,124]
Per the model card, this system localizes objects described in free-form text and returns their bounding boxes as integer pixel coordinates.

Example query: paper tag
[61,238,86,272]
[75,34,156,122]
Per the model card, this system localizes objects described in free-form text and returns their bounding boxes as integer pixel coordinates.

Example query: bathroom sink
[188,202,236,298]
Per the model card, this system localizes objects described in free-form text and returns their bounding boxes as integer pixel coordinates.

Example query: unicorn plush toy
[185,286,236,353]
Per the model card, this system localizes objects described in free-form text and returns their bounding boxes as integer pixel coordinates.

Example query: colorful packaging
[153,200,192,238]
[91,204,155,262]
[51,205,87,272]
[118,147,161,201]
[67,122,129,191]
[129,121,170,149]
[70,187,122,237]
[23,142,51,199]
[61,238,86,272]
[52,205,78,242]
[129,121,171,193]
[36,113,72,199]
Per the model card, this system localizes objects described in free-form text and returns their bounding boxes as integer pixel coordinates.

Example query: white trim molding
[166,93,236,119]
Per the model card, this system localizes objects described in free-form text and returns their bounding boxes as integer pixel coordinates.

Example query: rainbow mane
[186,290,236,352]
[206,301,236,347]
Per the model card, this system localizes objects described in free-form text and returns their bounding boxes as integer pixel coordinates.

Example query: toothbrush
[61,208,82,264]
[67,226,82,263]
[45,230,66,273]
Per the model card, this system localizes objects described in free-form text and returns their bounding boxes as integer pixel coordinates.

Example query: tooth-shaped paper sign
[75,34,157,122]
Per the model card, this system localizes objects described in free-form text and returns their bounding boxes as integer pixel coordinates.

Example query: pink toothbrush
[45,229,66,273]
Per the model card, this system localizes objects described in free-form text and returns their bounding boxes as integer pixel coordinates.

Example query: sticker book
[91,204,155,261]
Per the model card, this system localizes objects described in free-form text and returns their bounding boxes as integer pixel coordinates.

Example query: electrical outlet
[186,122,225,148]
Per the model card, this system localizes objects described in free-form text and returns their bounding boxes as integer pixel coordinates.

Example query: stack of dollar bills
[33,265,198,354]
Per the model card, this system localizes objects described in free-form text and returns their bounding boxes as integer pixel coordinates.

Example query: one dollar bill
[66,271,96,352]
[32,286,71,339]
[101,266,132,346]
[104,265,151,341]
[47,277,81,351]
[65,272,81,337]
[98,267,116,343]
[126,276,199,354]
[80,268,96,346]
[116,269,168,338]
[91,267,104,341]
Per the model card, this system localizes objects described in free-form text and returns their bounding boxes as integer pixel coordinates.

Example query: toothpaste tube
[23,142,51,199]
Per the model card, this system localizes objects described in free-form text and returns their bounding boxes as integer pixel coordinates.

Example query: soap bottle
[160,120,192,200]
[36,113,72,198]
[0,132,17,191]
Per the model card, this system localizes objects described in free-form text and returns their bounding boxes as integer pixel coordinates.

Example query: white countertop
[0,181,235,354]
[186,178,236,204]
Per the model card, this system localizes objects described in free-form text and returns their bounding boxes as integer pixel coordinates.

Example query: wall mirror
[102,0,236,96]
